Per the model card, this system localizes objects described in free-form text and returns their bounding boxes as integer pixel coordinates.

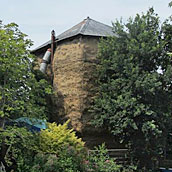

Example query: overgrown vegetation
[25,121,86,172]
[91,8,172,170]
[1,121,125,172]
[0,22,51,121]
[0,4,172,172]
[83,144,136,172]
[38,120,85,153]
[0,21,52,171]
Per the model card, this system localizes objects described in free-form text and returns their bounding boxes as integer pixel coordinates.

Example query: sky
[1,0,171,50]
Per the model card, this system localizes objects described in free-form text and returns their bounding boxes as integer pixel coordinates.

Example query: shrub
[0,126,37,172]
[38,120,85,154]
[31,151,83,172]
[30,120,86,172]
[0,121,86,172]
[83,144,133,172]
[83,144,138,172]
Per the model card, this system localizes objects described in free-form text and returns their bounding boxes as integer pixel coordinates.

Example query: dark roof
[32,17,114,52]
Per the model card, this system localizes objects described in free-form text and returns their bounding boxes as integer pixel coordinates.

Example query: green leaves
[0,22,52,121]
[91,8,172,169]
[0,21,52,171]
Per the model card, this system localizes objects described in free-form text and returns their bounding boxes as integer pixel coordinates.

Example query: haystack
[32,17,120,148]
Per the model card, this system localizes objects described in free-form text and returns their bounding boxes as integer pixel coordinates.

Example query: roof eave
[31,34,104,54]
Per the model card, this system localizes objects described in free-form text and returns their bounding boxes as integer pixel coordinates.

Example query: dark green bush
[31,151,83,172]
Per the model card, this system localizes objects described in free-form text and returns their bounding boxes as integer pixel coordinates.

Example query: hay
[35,36,122,148]
[52,37,99,132]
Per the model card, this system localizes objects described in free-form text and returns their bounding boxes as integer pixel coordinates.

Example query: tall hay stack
[32,18,120,148]
[53,36,98,132]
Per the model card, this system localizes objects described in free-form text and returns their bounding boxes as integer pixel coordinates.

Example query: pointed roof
[32,17,114,52]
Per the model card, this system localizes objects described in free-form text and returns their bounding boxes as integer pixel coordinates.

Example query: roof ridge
[80,17,90,34]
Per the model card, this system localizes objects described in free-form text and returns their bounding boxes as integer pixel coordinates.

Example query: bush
[30,120,86,172]
[1,122,137,172]
[0,126,37,172]
[83,144,135,172]
[38,120,85,154]
[31,151,83,172]
[0,121,86,172]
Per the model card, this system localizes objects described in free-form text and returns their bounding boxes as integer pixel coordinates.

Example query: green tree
[169,1,172,7]
[0,21,52,171]
[0,21,51,124]
[92,8,172,170]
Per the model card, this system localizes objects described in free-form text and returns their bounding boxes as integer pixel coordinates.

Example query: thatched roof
[32,17,114,53]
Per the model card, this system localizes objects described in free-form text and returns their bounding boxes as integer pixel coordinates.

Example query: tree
[92,8,172,170]
[169,1,172,7]
[0,22,51,124]
[0,21,52,171]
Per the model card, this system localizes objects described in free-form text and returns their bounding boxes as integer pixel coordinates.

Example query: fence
[88,148,128,164]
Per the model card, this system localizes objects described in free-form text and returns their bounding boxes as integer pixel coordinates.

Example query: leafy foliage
[0,126,37,172]
[0,21,52,172]
[31,121,86,172]
[91,8,172,170]
[83,144,121,172]
[31,143,134,172]
[0,22,52,121]
[0,121,86,172]
[83,144,135,172]
[39,120,85,153]
[31,152,83,172]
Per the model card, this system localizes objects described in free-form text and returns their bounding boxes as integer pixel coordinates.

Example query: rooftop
[32,17,114,52]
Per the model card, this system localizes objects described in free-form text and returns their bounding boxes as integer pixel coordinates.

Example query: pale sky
[1,0,171,49]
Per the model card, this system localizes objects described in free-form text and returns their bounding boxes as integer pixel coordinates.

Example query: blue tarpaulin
[4,117,47,132]
[15,117,46,130]
[5,117,47,132]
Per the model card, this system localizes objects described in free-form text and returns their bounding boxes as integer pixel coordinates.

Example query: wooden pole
[51,30,55,84]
